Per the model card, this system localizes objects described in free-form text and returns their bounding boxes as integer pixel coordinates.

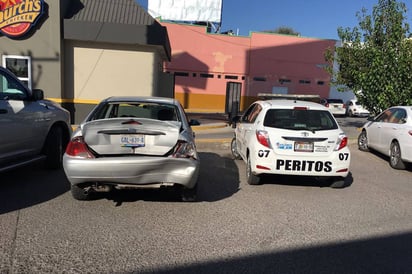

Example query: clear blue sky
[136,0,412,40]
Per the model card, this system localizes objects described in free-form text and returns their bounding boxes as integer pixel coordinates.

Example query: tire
[44,127,63,169]
[181,183,198,202]
[389,141,405,170]
[231,137,241,160]
[358,130,369,152]
[246,156,260,185]
[329,177,347,188]
[71,184,92,201]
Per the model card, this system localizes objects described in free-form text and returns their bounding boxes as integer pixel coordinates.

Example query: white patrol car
[231,99,351,187]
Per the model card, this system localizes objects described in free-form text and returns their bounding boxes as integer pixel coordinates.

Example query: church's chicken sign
[0,0,44,38]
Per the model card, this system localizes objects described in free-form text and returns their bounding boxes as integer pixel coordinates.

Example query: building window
[225,75,238,80]
[253,77,266,82]
[317,81,325,85]
[200,73,214,78]
[2,55,31,89]
[175,72,189,77]
[299,79,311,84]
[279,78,291,84]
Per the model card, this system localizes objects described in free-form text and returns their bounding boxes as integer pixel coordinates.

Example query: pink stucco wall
[161,21,336,110]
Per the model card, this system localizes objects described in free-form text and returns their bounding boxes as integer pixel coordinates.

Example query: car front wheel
[231,137,241,160]
[390,141,405,170]
[246,156,260,185]
[358,131,369,152]
[180,184,197,202]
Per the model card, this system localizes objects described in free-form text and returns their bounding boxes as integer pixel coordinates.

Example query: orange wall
[162,22,336,112]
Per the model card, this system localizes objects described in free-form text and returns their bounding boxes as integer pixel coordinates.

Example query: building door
[225,81,241,122]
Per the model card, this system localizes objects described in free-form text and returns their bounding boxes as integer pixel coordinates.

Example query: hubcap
[359,133,367,149]
[391,144,400,165]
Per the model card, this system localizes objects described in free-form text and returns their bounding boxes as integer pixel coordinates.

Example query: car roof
[257,99,327,110]
[103,96,178,106]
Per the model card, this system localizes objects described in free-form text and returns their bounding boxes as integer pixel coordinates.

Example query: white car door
[379,108,407,153]
[236,103,262,159]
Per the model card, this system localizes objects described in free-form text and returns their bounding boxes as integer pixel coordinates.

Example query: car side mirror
[32,89,44,101]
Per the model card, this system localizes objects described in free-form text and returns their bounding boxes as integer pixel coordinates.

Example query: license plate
[294,141,313,152]
[120,135,145,147]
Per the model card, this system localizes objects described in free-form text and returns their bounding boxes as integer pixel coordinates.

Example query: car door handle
[0,109,8,114]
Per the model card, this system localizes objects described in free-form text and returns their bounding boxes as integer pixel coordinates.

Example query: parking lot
[1,117,412,273]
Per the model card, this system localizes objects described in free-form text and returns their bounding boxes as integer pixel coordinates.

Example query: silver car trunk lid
[268,128,340,156]
[82,118,180,156]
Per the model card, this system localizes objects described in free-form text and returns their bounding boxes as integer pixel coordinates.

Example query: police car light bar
[257,93,320,103]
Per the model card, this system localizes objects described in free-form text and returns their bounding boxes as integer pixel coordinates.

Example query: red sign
[0,0,44,38]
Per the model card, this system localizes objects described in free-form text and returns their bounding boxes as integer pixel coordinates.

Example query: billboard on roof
[148,0,222,23]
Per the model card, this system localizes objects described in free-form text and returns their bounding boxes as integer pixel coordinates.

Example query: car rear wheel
[44,127,63,169]
[246,156,260,185]
[180,184,197,202]
[329,177,347,188]
[358,131,369,152]
[71,184,92,201]
[231,137,241,160]
[390,141,405,170]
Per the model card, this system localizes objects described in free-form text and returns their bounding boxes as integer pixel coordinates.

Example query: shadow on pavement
[141,232,412,274]
[0,163,69,214]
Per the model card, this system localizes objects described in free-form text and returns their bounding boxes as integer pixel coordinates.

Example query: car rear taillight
[343,104,346,109]
[408,130,412,136]
[294,106,308,110]
[171,141,197,159]
[325,103,330,107]
[334,134,348,151]
[65,137,95,159]
[256,130,271,148]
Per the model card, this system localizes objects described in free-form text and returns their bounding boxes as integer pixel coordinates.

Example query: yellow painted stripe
[46,98,100,104]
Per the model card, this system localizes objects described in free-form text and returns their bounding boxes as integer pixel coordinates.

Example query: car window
[375,109,394,123]
[0,71,27,100]
[388,108,406,124]
[90,102,179,121]
[263,109,338,131]
[242,103,262,123]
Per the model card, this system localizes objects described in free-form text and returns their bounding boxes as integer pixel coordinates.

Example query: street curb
[192,123,228,131]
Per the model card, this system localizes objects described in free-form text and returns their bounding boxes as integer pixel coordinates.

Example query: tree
[264,26,300,36]
[325,0,412,114]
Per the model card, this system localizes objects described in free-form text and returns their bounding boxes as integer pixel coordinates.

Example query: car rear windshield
[327,99,344,104]
[263,109,338,131]
[90,102,179,122]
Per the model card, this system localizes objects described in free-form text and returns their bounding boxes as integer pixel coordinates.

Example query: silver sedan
[63,96,200,201]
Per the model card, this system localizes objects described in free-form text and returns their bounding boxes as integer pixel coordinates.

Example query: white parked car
[358,106,412,169]
[231,99,351,187]
[346,99,370,117]
[320,98,346,117]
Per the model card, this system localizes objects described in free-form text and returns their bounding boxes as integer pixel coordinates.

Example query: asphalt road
[0,127,411,273]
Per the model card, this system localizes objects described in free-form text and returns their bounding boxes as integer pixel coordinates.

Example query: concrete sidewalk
[188,112,230,132]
